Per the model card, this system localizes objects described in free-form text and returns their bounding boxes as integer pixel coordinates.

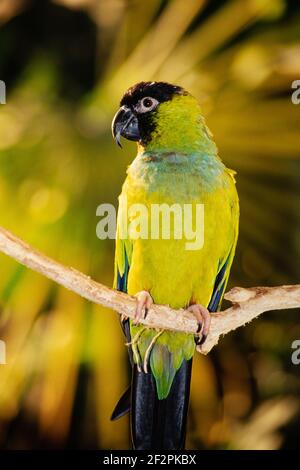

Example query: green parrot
[111,82,239,450]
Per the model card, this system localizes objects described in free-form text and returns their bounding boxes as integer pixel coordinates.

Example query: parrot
[111,81,239,450]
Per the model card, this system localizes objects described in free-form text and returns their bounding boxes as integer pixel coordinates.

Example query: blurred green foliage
[0,0,300,450]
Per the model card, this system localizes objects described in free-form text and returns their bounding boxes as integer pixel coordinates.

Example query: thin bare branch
[0,226,299,354]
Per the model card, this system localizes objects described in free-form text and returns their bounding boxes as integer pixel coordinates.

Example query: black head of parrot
[111,81,185,147]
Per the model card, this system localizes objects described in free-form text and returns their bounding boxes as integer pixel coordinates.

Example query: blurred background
[0,0,299,450]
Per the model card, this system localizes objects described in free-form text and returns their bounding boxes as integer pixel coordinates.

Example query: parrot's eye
[136,97,159,114]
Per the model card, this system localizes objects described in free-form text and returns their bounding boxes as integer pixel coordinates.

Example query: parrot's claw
[187,304,211,346]
[134,291,153,325]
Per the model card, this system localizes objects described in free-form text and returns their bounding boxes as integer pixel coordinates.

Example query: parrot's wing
[113,194,133,294]
[207,247,234,312]
[115,241,132,362]
[113,195,134,357]
[208,188,239,312]
[114,239,132,341]
[115,247,130,293]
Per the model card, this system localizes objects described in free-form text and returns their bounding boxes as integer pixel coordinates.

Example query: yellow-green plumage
[114,93,239,399]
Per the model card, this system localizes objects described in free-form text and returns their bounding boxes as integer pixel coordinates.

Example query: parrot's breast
[120,151,238,309]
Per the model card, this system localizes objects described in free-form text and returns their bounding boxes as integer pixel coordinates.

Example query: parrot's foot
[133,290,153,325]
[188,304,211,346]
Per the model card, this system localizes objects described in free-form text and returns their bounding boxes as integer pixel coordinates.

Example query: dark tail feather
[110,386,131,421]
[131,359,192,450]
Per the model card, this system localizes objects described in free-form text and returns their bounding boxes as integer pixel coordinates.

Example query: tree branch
[0,226,299,354]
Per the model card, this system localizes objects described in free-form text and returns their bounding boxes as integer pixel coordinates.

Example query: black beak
[111,105,140,148]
